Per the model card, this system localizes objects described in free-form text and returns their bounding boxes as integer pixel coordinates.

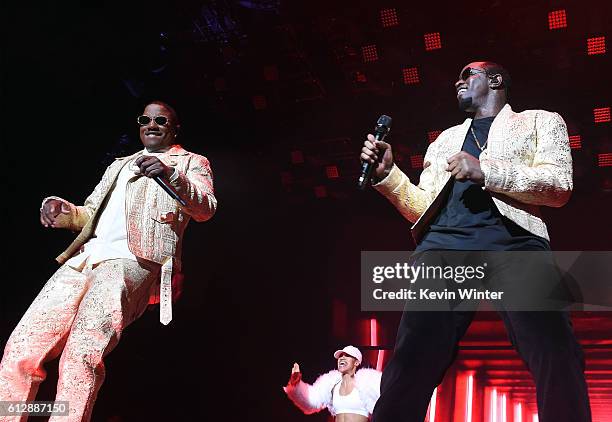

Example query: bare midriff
[335,413,369,422]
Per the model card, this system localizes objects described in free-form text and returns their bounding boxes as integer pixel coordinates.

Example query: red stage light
[252,95,267,110]
[514,403,522,422]
[355,71,367,83]
[594,106,611,123]
[380,8,399,27]
[453,373,474,422]
[402,67,420,85]
[428,130,442,143]
[290,150,304,164]
[376,349,385,372]
[326,165,339,179]
[466,375,474,422]
[569,135,582,149]
[314,185,327,198]
[598,153,612,167]
[587,36,606,55]
[362,44,379,62]
[548,10,567,30]
[411,154,424,168]
[424,32,442,50]
[426,387,438,422]
[370,318,378,346]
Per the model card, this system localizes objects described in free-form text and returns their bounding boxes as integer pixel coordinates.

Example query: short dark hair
[481,62,511,99]
[147,100,180,127]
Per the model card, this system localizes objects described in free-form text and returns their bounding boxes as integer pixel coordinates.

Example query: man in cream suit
[361,62,591,421]
[0,101,217,421]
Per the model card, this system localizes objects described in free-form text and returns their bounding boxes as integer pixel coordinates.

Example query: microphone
[358,115,392,190]
[154,176,187,206]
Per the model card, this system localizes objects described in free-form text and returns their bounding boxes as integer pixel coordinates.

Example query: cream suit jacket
[53,144,217,268]
[374,104,572,243]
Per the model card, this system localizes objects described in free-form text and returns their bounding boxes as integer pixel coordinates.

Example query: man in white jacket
[284,346,381,421]
[361,61,590,422]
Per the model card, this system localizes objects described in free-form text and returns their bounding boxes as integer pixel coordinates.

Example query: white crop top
[331,382,369,417]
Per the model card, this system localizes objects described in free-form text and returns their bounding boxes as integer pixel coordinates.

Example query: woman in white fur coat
[284,345,382,421]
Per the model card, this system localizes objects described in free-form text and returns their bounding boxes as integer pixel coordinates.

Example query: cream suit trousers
[0,258,159,422]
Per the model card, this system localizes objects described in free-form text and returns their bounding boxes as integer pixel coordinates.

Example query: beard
[458,96,473,111]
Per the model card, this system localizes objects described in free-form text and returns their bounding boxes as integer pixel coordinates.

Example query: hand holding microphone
[358,115,394,188]
[133,155,187,206]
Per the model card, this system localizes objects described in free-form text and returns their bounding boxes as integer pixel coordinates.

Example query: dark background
[1,0,610,420]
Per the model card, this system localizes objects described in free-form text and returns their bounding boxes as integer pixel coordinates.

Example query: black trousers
[371,251,592,422]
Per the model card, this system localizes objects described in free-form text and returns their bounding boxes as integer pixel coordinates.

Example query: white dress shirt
[64,148,177,270]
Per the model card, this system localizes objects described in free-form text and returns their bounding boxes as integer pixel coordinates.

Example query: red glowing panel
[411,154,424,168]
[466,375,473,422]
[314,185,327,198]
[598,153,612,167]
[380,8,399,27]
[428,130,442,143]
[594,107,611,123]
[514,403,522,422]
[548,10,567,30]
[370,318,378,346]
[453,373,474,422]
[362,44,379,62]
[587,36,606,55]
[426,387,438,422]
[424,32,442,50]
[375,349,385,372]
[326,165,339,178]
[290,150,304,164]
[355,71,367,83]
[569,135,582,149]
[252,95,267,110]
[402,67,420,85]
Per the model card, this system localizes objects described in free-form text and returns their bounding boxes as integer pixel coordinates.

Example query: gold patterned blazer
[53,144,217,268]
[374,104,572,243]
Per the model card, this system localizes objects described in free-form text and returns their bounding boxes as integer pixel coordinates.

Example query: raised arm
[283,363,338,415]
[361,133,437,223]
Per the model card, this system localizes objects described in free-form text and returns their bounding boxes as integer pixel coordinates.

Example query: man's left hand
[133,156,173,179]
[446,152,485,184]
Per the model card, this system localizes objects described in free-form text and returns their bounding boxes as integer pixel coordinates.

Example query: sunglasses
[460,67,489,81]
[137,115,169,126]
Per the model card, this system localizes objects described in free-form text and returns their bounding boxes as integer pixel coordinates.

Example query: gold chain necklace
[470,127,487,151]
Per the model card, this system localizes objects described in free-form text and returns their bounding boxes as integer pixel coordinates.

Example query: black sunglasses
[137,115,169,126]
[460,67,488,81]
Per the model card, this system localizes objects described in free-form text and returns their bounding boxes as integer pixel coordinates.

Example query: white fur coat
[283,368,382,416]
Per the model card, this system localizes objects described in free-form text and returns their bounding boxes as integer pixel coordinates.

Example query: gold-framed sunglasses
[137,115,169,126]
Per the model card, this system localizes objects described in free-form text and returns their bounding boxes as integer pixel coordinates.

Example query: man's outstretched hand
[288,363,302,386]
[40,199,70,228]
[446,152,484,184]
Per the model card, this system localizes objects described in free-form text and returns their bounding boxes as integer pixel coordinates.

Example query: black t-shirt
[416,116,550,252]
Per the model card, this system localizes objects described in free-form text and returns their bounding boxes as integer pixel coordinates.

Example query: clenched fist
[360,135,394,181]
